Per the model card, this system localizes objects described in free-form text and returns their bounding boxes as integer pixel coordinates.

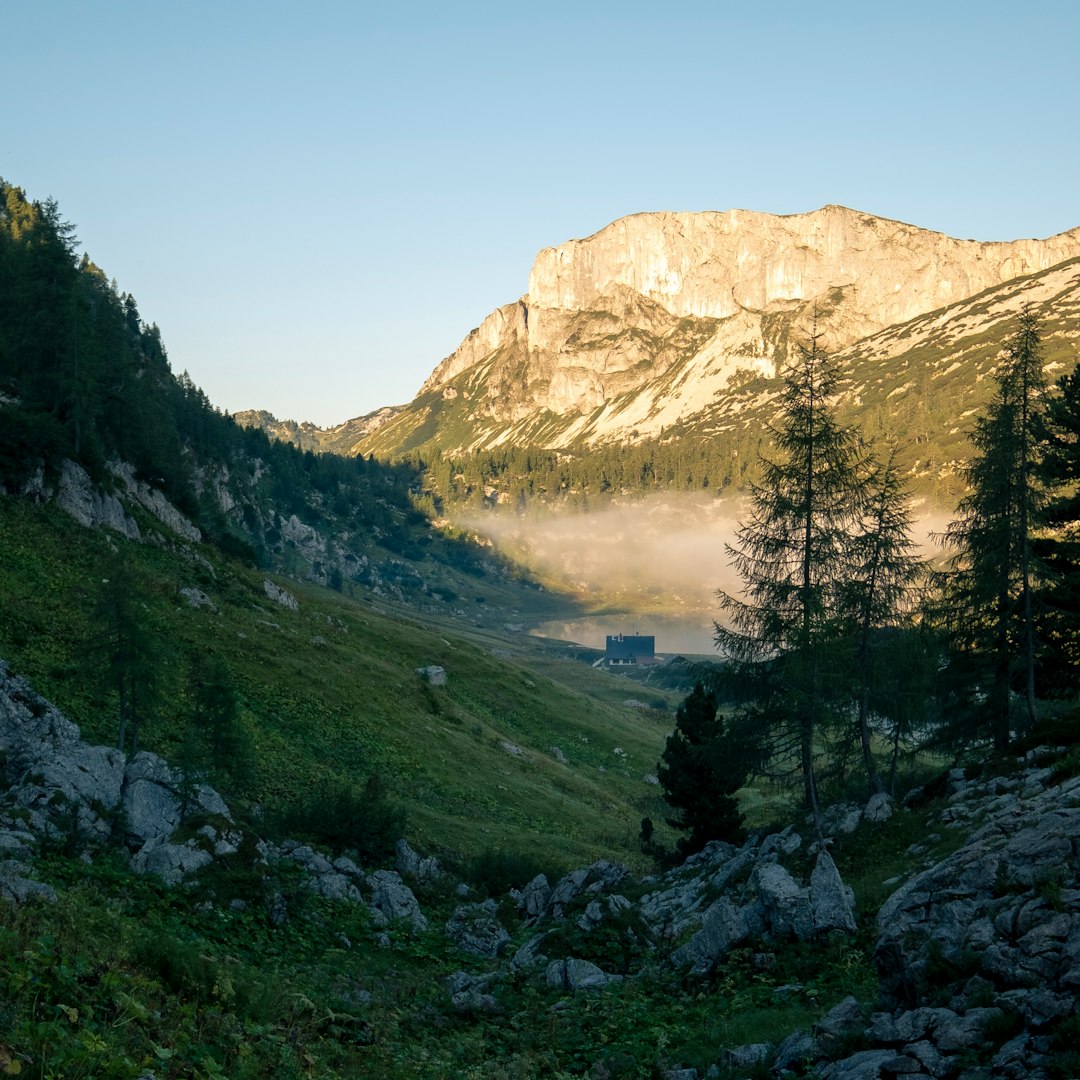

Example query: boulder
[545,958,622,992]
[864,792,893,824]
[0,859,57,904]
[366,869,426,931]
[518,873,552,921]
[395,838,442,883]
[810,849,857,933]
[130,841,213,886]
[445,900,511,957]
[510,932,550,972]
[446,970,501,1014]
[753,862,814,939]
[670,896,759,972]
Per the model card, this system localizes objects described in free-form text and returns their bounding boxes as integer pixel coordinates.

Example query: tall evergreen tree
[716,324,866,831]
[842,449,926,793]
[656,682,745,856]
[938,308,1047,747]
[1034,365,1080,694]
[90,552,166,757]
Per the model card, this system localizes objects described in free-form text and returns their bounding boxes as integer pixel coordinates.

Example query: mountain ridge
[240,207,1080,486]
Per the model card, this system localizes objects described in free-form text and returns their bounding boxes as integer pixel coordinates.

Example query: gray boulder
[0,859,57,904]
[445,899,511,957]
[817,1049,912,1080]
[510,932,550,972]
[545,958,622,992]
[446,970,501,1014]
[518,873,552,921]
[367,869,426,931]
[131,841,213,886]
[415,665,446,686]
[753,862,814,939]
[864,792,894,824]
[810,849,857,933]
[670,896,759,972]
[813,995,866,1055]
[395,838,442,883]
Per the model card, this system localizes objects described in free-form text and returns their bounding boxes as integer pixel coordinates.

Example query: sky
[6,1,1079,427]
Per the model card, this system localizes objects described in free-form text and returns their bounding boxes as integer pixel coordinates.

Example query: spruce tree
[716,324,866,832]
[657,682,745,855]
[938,308,1047,747]
[842,448,926,793]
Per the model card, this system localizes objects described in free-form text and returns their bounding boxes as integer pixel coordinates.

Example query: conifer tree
[1034,365,1080,694]
[716,324,866,831]
[656,682,745,855]
[842,448,926,793]
[938,308,1047,747]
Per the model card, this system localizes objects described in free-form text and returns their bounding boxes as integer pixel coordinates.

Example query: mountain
[256,206,1080,476]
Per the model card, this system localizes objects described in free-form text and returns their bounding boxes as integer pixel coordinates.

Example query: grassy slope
[0,497,679,870]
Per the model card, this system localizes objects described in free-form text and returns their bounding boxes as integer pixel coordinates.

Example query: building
[603,633,657,668]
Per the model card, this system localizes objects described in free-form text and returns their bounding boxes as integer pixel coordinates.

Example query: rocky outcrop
[0,660,436,936]
[351,207,1080,458]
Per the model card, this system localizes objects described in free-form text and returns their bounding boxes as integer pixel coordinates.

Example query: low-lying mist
[462,493,953,655]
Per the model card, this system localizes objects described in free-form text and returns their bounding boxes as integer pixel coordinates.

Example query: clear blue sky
[6,1,1078,426]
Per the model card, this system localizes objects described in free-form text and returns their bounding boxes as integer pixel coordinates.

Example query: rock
[903,1039,947,1077]
[366,870,426,931]
[179,587,216,610]
[446,970,502,1014]
[577,894,631,932]
[395,839,442,883]
[510,932,550,972]
[813,995,865,1054]
[415,665,446,686]
[445,900,511,957]
[818,1049,913,1080]
[519,874,552,921]
[810,849,857,933]
[131,841,212,886]
[548,745,568,765]
[122,754,184,847]
[0,859,57,904]
[753,862,814,939]
[772,1030,817,1074]
[545,958,622,992]
[549,867,591,917]
[56,459,140,538]
[724,1043,772,1070]
[670,896,758,972]
[107,461,202,542]
[262,578,298,610]
[864,792,893,823]
[419,207,1080,446]
[933,1008,1002,1052]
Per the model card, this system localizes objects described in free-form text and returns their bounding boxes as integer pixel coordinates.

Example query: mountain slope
[335,205,1080,463]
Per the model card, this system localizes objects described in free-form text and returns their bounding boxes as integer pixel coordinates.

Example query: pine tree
[1034,366,1080,695]
[938,308,1047,747]
[656,682,745,856]
[842,448,926,793]
[716,324,866,831]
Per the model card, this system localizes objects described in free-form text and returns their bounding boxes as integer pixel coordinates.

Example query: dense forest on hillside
[0,179,471,577]
[406,430,769,516]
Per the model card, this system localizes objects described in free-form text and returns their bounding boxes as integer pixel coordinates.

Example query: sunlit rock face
[417,206,1080,425]
[352,206,1080,457]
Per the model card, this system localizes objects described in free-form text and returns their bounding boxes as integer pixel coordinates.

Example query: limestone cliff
[345,206,1080,459]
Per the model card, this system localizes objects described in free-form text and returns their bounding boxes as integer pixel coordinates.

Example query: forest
[0,179,442,573]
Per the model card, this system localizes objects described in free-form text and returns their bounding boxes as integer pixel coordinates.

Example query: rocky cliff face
[422,206,1079,412]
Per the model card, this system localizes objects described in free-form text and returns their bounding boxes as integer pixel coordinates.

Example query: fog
[463,494,952,656]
